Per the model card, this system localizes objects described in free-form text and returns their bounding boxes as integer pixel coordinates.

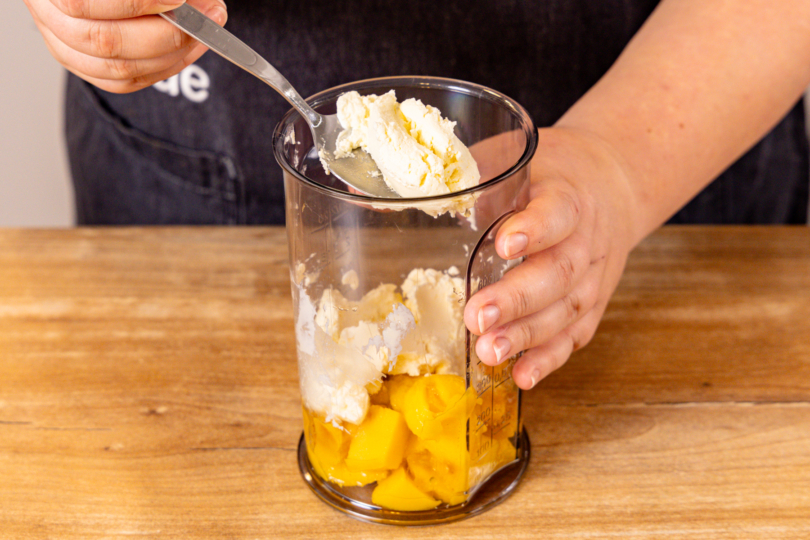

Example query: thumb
[185,0,228,27]
[156,1,228,27]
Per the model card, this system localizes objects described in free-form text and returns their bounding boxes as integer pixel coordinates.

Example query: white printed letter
[153,75,180,97]
[180,65,211,104]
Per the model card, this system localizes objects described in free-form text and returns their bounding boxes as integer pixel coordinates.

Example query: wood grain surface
[1,226,809,539]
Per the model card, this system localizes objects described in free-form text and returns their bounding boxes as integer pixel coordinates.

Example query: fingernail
[493,337,511,364]
[504,233,528,258]
[478,305,500,334]
[529,370,541,388]
[206,5,227,25]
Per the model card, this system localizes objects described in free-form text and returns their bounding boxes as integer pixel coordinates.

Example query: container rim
[272,76,538,204]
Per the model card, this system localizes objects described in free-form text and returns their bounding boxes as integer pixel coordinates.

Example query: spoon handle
[159,4,321,126]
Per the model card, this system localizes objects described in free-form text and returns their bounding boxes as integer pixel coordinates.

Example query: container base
[297,428,530,526]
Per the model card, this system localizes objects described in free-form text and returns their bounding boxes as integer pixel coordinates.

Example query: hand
[23,0,227,93]
[464,127,641,390]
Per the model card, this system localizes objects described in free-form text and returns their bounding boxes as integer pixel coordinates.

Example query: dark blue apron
[65,0,808,225]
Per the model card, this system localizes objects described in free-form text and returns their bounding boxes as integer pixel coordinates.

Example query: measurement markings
[494,376,512,390]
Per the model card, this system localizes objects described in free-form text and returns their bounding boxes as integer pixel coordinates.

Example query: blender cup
[273,76,537,525]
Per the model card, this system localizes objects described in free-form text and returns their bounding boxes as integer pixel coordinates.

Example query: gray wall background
[2,4,809,227]
[1,1,73,227]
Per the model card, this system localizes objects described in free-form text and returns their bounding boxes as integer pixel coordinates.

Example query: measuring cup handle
[464,210,520,302]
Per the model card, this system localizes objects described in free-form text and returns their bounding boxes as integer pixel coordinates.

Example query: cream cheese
[296,267,466,425]
[334,90,480,216]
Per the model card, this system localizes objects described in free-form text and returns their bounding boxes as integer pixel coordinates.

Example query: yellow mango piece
[472,435,515,471]
[407,436,469,506]
[303,408,349,468]
[386,375,419,413]
[303,408,388,487]
[423,436,468,475]
[372,467,441,511]
[491,383,519,440]
[406,445,437,492]
[317,462,390,487]
[345,405,410,471]
[402,374,472,440]
[495,437,517,465]
[467,436,519,490]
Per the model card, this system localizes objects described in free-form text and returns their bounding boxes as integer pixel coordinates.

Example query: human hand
[23,0,227,93]
[464,127,641,390]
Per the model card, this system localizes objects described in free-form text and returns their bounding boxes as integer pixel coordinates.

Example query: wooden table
[1,226,809,539]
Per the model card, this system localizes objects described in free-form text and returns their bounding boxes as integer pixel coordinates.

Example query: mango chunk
[423,436,469,480]
[303,408,350,468]
[493,437,517,465]
[345,405,410,471]
[491,382,519,440]
[303,408,387,487]
[402,374,472,440]
[387,375,419,413]
[316,462,390,487]
[407,436,469,506]
[468,436,519,489]
[372,467,441,511]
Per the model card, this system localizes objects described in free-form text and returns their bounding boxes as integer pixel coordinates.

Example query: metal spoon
[159,4,398,198]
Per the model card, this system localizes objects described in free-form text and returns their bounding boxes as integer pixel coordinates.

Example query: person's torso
[66,0,808,225]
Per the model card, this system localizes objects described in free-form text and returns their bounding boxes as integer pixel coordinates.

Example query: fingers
[464,232,592,336]
[66,43,210,93]
[463,127,638,393]
[496,179,584,260]
[48,0,185,20]
[26,0,227,93]
[474,259,603,366]
[510,307,605,390]
[38,21,194,81]
[49,33,209,94]
[33,0,227,60]
[31,0,196,60]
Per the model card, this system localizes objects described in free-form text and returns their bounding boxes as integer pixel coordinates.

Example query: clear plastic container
[273,76,537,525]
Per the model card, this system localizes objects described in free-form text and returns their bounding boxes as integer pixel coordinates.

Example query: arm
[465,0,810,388]
[561,0,810,244]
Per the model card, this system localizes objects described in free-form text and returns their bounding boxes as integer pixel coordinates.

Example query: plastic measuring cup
[273,76,537,525]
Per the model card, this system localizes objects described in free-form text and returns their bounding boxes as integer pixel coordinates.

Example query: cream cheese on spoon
[334,91,480,209]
